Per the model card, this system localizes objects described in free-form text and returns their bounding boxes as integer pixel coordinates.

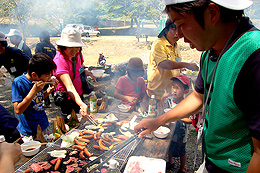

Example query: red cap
[170,75,190,89]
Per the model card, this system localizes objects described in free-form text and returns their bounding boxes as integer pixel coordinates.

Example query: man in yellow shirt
[147,19,198,100]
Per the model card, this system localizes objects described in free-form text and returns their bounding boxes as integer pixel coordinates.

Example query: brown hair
[57,46,82,57]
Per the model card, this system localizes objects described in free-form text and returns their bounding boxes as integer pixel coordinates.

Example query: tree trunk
[134,18,140,28]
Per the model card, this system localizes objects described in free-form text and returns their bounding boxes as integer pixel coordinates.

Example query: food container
[124,156,166,173]
[118,104,131,112]
[91,69,105,78]
[21,141,41,157]
[153,126,171,139]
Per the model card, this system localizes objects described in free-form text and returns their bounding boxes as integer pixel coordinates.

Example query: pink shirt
[115,76,147,105]
[53,51,83,96]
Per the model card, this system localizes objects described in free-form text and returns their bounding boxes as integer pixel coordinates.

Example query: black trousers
[57,94,84,123]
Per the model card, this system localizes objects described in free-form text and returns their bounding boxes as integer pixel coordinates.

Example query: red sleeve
[115,76,125,92]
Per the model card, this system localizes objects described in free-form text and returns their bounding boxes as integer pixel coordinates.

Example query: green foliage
[0,0,15,20]
[98,0,164,27]
[1,0,163,33]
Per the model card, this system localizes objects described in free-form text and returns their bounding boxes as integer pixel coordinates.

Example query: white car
[65,24,84,33]
[82,25,100,37]
[65,24,100,37]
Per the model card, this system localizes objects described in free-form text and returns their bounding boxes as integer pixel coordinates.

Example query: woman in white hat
[53,27,94,121]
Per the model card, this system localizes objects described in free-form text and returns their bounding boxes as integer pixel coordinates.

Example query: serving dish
[91,69,105,78]
[153,126,171,139]
[21,141,41,157]
[118,104,131,113]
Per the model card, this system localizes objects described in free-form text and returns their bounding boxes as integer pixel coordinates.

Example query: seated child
[97,51,108,66]
[114,57,148,111]
[11,53,58,137]
[160,75,192,173]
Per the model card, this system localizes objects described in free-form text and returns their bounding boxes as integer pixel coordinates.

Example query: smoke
[0,0,97,36]
[1,0,259,37]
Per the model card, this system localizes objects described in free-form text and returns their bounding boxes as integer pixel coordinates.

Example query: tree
[0,0,16,23]
[98,0,164,28]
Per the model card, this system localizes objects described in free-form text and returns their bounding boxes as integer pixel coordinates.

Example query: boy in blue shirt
[160,75,192,173]
[11,53,57,136]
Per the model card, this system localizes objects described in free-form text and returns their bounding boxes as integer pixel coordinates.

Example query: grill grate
[82,136,144,173]
[15,144,75,173]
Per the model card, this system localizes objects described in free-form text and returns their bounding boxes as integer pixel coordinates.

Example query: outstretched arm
[59,73,89,118]
[159,59,199,71]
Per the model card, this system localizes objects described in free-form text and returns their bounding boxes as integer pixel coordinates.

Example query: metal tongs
[87,115,99,126]
[83,129,146,173]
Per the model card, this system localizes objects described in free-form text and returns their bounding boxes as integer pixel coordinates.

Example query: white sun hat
[56,27,85,47]
[6,29,22,37]
[164,0,253,10]
[212,0,253,10]
[0,31,7,41]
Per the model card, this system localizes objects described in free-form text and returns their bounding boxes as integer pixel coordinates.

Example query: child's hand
[161,92,169,101]
[48,79,59,92]
[126,96,138,105]
[33,81,45,92]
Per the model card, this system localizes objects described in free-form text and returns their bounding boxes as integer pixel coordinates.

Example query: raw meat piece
[30,163,43,173]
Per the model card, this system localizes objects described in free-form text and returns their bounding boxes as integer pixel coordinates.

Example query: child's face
[38,72,52,82]
[171,80,187,100]
[64,47,81,58]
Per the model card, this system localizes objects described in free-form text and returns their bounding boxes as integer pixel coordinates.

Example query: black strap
[125,75,142,97]
[72,57,76,81]
[125,75,138,90]
[79,53,83,65]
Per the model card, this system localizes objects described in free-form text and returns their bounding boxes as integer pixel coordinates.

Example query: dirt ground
[24,36,202,65]
[1,36,203,172]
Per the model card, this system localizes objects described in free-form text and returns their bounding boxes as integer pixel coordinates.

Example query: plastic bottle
[0,135,5,143]
[107,159,120,173]
[90,91,97,113]
[148,95,156,118]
